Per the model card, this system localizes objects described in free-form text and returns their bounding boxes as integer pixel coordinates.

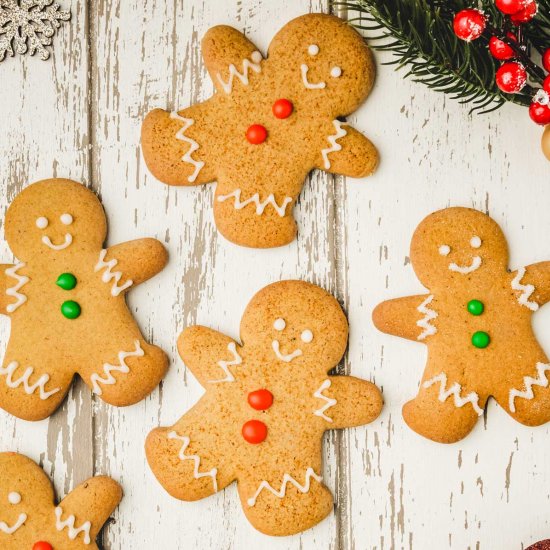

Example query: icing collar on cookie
[272,340,302,362]
[42,234,73,250]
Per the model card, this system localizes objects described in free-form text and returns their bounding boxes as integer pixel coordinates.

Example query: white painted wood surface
[1,1,549,548]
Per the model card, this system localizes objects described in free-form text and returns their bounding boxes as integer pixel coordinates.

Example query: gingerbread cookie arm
[201,25,263,96]
[372,294,435,342]
[0,264,13,315]
[512,262,550,308]
[56,476,122,544]
[314,123,378,178]
[178,326,241,387]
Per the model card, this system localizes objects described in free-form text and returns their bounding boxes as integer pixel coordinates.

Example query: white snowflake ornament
[0,0,70,62]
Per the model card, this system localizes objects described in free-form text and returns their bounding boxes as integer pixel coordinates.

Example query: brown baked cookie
[146,280,382,535]
[527,540,550,550]
[373,207,550,443]
[0,178,168,421]
[141,13,378,248]
[0,452,122,549]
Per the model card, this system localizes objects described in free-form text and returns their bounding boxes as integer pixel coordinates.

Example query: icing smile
[300,64,326,89]
[272,340,302,362]
[448,256,482,274]
[0,512,27,534]
[42,234,73,250]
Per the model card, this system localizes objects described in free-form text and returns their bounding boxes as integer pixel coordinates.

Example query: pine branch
[524,0,550,54]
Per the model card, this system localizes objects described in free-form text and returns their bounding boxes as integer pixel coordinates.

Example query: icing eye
[470,235,482,248]
[330,66,342,78]
[439,245,451,256]
[308,44,319,56]
[8,492,21,505]
[36,217,48,229]
[273,318,286,331]
[301,329,313,343]
[60,213,73,225]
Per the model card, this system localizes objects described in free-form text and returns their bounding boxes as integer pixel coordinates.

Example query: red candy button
[248,389,274,410]
[246,124,267,144]
[242,419,267,444]
[272,98,293,119]
[33,543,53,550]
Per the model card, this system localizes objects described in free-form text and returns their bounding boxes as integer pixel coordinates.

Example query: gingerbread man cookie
[141,13,378,248]
[0,178,168,421]
[0,452,122,549]
[146,280,382,536]
[373,207,550,443]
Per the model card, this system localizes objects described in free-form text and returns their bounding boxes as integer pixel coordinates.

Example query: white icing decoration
[308,44,319,56]
[94,249,133,297]
[509,362,550,413]
[448,256,482,274]
[0,361,60,400]
[42,234,73,250]
[247,467,322,507]
[36,216,48,229]
[300,64,326,90]
[60,213,73,225]
[90,340,144,395]
[470,235,481,248]
[313,379,336,422]
[301,329,313,343]
[5,262,29,313]
[511,266,539,312]
[168,431,218,492]
[423,373,484,416]
[330,66,342,78]
[438,244,450,256]
[55,506,91,545]
[8,492,21,505]
[216,50,262,94]
[273,318,286,331]
[321,120,347,170]
[0,513,26,534]
[416,295,437,341]
[170,112,205,183]
[217,189,292,217]
[272,340,302,362]
[207,342,242,384]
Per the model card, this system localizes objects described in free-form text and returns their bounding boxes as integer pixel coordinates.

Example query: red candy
[246,124,267,144]
[33,543,53,550]
[272,98,293,119]
[242,419,267,444]
[248,388,274,410]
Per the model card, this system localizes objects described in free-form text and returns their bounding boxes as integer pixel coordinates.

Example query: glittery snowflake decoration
[0,0,70,62]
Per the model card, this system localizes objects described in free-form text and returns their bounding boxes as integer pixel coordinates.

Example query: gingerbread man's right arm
[517,262,550,307]
[0,265,10,315]
[372,294,434,342]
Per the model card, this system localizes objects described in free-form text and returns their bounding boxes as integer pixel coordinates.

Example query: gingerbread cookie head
[410,207,508,289]
[146,280,382,536]
[0,452,122,549]
[527,541,550,550]
[5,179,107,261]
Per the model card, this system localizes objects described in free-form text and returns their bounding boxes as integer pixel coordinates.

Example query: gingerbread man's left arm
[515,262,550,307]
[0,264,11,315]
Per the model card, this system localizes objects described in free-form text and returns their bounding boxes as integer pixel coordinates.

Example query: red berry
[242,419,268,444]
[248,389,274,410]
[488,33,517,60]
[510,0,537,23]
[530,92,550,124]
[33,543,53,550]
[495,62,527,93]
[495,0,529,14]
[246,124,267,144]
[272,98,293,119]
[543,48,550,72]
[543,76,550,92]
[453,9,486,41]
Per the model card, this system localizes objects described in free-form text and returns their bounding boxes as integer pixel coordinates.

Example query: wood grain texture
[1,0,550,549]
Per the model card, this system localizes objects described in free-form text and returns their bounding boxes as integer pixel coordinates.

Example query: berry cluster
[453,1,550,125]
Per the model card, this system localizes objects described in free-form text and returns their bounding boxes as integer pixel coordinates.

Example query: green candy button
[56,273,77,290]
[467,299,484,316]
[61,300,81,319]
[472,331,490,349]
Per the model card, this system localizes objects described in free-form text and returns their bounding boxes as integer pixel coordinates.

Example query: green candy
[56,272,77,290]
[61,300,81,319]
[467,299,484,316]
[471,331,490,349]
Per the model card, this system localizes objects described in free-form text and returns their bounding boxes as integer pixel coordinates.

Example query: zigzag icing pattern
[208,342,242,383]
[5,262,29,313]
[416,295,437,341]
[55,506,91,544]
[509,362,550,413]
[312,379,337,422]
[95,249,133,297]
[168,431,218,492]
[247,467,322,507]
[170,111,205,183]
[423,372,484,416]
[511,266,539,311]
[90,340,144,395]
[321,120,347,170]
[0,362,60,400]
[217,189,293,217]
[216,51,262,94]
